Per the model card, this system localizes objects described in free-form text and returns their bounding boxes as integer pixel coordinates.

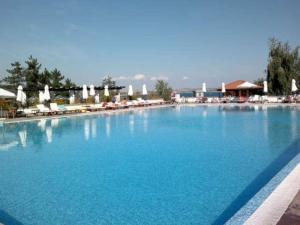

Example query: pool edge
[226,151,300,225]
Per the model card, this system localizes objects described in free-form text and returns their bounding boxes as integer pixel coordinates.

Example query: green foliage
[100,76,117,100]
[155,80,172,101]
[39,68,52,86]
[0,56,77,102]
[24,55,42,91]
[253,77,264,86]
[1,61,25,90]
[50,68,65,88]
[64,78,76,89]
[267,38,300,95]
[102,76,116,87]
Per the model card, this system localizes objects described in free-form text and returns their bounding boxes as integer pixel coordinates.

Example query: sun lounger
[23,108,38,117]
[137,98,146,106]
[36,104,53,115]
[50,103,66,114]
[148,99,165,105]
[248,95,260,103]
[126,101,138,107]
[89,103,106,111]
[65,105,83,113]
[114,102,128,109]
[105,102,118,110]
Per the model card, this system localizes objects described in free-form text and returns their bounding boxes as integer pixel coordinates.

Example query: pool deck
[3,102,300,124]
[244,163,300,225]
[277,190,300,225]
[2,104,174,124]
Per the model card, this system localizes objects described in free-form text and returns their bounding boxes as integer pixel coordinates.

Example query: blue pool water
[0,105,300,225]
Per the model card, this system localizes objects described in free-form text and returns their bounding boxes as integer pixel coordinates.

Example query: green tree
[253,77,264,86]
[267,38,300,95]
[24,55,42,90]
[64,78,76,89]
[101,76,116,87]
[155,80,172,101]
[39,68,52,86]
[101,76,116,101]
[50,68,65,88]
[1,61,25,90]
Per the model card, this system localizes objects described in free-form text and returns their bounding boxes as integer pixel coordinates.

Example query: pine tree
[1,61,25,90]
[50,68,65,88]
[24,55,42,90]
[39,68,52,86]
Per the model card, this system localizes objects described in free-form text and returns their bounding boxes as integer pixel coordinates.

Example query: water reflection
[91,119,97,138]
[202,107,208,118]
[46,127,52,143]
[0,106,300,153]
[105,116,110,138]
[129,113,135,135]
[143,111,148,133]
[18,130,27,147]
[51,118,59,128]
[37,119,46,131]
[291,108,297,139]
[84,119,90,140]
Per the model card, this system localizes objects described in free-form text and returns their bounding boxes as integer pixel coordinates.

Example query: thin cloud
[114,74,146,81]
[182,76,189,80]
[150,76,169,81]
[133,74,145,80]
[113,76,130,81]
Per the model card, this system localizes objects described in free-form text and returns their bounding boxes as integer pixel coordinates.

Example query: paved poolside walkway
[244,164,300,225]
[2,104,174,124]
[277,190,300,225]
[3,103,300,124]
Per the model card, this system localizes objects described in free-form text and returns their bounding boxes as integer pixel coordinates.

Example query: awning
[0,88,16,98]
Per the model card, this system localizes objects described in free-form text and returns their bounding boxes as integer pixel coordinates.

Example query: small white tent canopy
[128,85,133,96]
[44,85,50,101]
[263,81,268,93]
[221,82,226,93]
[82,85,88,99]
[202,83,207,93]
[0,88,15,98]
[142,84,147,95]
[292,79,298,92]
[104,85,109,97]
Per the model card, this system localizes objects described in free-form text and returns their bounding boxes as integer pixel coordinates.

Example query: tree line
[0,56,173,101]
[0,56,76,98]
[255,38,300,95]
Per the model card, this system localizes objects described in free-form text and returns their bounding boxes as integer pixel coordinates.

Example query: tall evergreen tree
[64,78,76,89]
[24,55,42,90]
[39,68,52,86]
[267,38,300,95]
[102,76,116,87]
[1,61,25,90]
[50,68,65,88]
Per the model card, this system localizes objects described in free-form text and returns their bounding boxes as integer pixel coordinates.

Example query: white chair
[50,103,65,114]
[36,104,52,115]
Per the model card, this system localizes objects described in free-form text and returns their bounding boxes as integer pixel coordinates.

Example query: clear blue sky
[0,0,299,89]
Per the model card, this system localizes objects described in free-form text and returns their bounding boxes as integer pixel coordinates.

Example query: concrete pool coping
[226,147,300,225]
[244,163,300,225]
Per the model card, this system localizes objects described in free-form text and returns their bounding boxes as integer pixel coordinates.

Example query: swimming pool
[0,105,300,225]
